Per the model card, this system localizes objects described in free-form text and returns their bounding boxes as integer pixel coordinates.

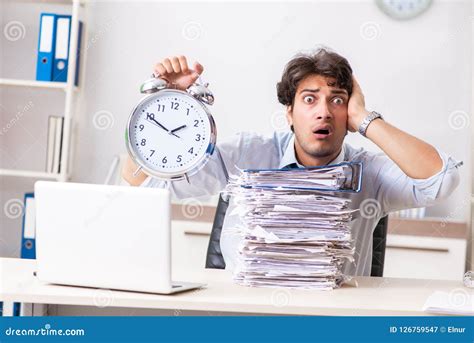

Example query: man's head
[276,48,353,166]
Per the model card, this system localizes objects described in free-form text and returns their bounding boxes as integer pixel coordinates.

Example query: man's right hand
[153,56,204,91]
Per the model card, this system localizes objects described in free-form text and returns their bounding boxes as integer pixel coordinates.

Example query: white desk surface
[0,258,469,316]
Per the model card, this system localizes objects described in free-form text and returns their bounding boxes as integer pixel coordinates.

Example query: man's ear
[286,105,293,127]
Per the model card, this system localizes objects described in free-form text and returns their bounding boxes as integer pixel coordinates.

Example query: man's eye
[332,97,344,105]
[303,96,315,104]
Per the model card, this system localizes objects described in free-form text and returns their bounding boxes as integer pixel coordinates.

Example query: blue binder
[52,15,83,85]
[36,13,57,81]
[0,303,21,317]
[20,193,36,260]
[16,193,36,316]
[51,15,71,83]
[0,193,35,317]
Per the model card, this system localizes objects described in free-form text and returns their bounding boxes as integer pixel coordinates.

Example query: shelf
[2,0,86,6]
[0,169,61,180]
[1,0,82,185]
[0,78,77,91]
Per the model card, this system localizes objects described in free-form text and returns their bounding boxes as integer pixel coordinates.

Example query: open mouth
[312,126,332,139]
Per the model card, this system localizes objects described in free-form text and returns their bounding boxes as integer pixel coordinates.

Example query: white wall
[0,0,472,257]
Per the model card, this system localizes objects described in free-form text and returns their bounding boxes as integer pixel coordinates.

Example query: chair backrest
[205,193,229,269]
[205,194,389,277]
[370,215,388,277]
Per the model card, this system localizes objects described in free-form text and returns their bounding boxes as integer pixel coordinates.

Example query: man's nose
[315,101,333,120]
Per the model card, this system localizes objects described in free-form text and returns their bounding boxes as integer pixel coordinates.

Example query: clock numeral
[162,156,167,164]
[149,149,155,157]
[146,113,154,120]
[194,120,199,127]
[140,139,146,146]
[195,134,201,141]
[157,104,165,112]
[188,147,194,154]
[176,155,182,163]
[171,102,179,110]
[186,108,190,116]
[139,124,144,131]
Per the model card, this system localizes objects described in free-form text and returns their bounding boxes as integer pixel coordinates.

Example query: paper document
[423,290,474,315]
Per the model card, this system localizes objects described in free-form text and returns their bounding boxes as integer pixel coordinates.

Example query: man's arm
[365,117,443,179]
[347,77,443,179]
[364,151,460,214]
[347,76,459,213]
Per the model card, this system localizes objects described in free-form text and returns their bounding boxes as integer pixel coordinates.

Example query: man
[123,48,460,276]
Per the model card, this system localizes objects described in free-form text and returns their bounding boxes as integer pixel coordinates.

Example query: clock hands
[170,124,187,134]
[147,116,169,132]
[146,116,181,138]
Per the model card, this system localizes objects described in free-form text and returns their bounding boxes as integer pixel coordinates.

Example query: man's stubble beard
[294,131,345,160]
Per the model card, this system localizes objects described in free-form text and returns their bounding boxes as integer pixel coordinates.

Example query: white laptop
[34,181,204,294]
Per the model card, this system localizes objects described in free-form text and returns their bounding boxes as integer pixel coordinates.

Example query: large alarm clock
[126,76,217,181]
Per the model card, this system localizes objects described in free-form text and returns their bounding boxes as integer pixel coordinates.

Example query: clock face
[376,0,432,20]
[127,90,216,179]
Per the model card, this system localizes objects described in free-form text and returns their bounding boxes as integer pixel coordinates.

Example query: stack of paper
[423,290,474,315]
[225,164,360,290]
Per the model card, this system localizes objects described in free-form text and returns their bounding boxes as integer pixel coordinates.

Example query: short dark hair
[276,48,353,108]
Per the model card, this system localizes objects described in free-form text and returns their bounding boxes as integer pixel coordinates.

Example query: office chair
[205,193,388,277]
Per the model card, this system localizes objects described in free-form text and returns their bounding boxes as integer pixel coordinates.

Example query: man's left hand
[347,76,370,132]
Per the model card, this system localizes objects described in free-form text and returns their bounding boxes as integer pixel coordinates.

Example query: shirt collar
[278,134,346,169]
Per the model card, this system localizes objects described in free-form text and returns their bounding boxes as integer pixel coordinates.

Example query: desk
[0,258,469,316]
[170,217,469,282]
